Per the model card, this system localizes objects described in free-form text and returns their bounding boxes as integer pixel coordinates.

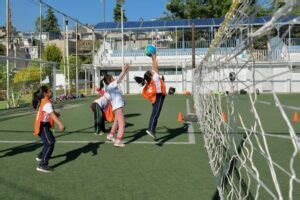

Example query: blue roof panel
[141,20,166,28]
[94,15,296,30]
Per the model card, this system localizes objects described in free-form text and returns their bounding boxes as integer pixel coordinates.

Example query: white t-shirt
[42,102,53,122]
[94,93,110,108]
[152,70,162,94]
[106,80,124,111]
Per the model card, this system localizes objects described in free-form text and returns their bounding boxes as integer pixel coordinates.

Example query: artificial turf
[0,95,217,200]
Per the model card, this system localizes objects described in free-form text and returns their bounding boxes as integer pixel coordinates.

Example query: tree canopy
[35,8,60,34]
[114,1,128,22]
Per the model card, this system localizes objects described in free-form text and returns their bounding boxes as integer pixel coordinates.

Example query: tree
[165,0,231,19]
[165,0,269,19]
[35,8,60,34]
[114,2,128,22]
[43,44,62,85]
[35,16,46,32]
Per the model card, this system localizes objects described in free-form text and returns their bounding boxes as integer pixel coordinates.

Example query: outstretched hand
[124,64,130,72]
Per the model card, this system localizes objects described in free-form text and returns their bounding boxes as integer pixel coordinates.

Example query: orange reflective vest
[103,102,114,122]
[33,98,54,136]
[142,79,166,104]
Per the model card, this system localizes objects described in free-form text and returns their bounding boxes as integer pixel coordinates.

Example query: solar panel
[141,20,166,28]
[124,21,141,29]
[94,16,294,30]
[165,20,188,27]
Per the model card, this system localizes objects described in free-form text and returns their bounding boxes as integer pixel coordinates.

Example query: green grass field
[0,94,299,199]
[218,93,300,199]
[0,95,217,200]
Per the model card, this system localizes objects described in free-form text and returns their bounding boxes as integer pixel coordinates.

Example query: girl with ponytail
[32,86,65,173]
[134,54,166,139]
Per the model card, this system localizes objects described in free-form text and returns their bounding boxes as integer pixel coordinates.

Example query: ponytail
[100,79,105,89]
[134,76,146,86]
[134,71,152,87]
[32,85,49,109]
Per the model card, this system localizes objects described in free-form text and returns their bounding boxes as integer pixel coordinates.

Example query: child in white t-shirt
[102,64,130,147]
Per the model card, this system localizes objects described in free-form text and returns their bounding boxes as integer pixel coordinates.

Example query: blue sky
[0,0,168,31]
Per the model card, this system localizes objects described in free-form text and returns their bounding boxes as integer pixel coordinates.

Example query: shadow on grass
[124,129,147,144]
[0,142,42,158]
[0,126,94,158]
[51,142,103,169]
[155,125,188,146]
[211,133,255,200]
[124,113,141,118]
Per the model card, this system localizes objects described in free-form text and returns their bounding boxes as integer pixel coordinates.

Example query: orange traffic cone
[177,112,183,122]
[292,112,300,123]
[221,112,227,122]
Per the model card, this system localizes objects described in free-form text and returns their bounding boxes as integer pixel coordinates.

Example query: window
[100,70,122,76]
[292,65,300,73]
[160,68,182,75]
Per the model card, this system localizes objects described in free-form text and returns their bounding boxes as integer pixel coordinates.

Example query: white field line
[0,100,196,145]
[0,140,193,145]
[186,99,196,144]
[257,100,300,111]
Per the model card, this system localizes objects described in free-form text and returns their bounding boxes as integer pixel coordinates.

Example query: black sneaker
[146,130,156,139]
[36,165,53,173]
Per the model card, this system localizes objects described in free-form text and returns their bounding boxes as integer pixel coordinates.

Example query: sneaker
[95,131,105,136]
[114,140,125,147]
[99,131,105,136]
[35,157,42,162]
[146,130,156,139]
[36,165,53,173]
[106,134,115,142]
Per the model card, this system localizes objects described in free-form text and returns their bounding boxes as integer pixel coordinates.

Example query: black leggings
[148,93,165,133]
[38,123,55,167]
[91,103,105,134]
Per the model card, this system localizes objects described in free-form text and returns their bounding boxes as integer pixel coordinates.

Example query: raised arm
[116,64,130,83]
[151,54,158,73]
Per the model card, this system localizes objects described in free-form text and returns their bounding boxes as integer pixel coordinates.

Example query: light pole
[65,19,70,95]
[39,0,42,85]
[6,0,10,109]
[117,0,125,93]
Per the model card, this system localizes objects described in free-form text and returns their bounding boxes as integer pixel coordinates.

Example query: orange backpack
[33,99,54,136]
[142,79,166,104]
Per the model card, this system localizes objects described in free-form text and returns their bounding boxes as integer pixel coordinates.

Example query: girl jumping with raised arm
[134,54,166,139]
[103,64,130,147]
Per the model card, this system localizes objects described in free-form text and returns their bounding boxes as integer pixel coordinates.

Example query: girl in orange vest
[32,86,65,173]
[134,54,166,139]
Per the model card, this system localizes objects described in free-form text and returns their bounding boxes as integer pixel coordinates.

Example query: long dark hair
[100,74,113,87]
[32,85,49,109]
[134,71,152,86]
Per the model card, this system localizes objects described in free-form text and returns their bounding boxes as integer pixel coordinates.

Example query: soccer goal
[193,0,300,199]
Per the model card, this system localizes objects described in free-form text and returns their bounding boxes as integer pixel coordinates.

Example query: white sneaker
[114,140,125,147]
[106,135,115,142]
[36,157,42,162]
[36,166,53,173]
[146,130,156,139]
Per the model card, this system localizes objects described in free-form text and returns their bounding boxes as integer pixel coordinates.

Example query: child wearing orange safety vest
[32,86,65,173]
[134,54,166,139]
[91,87,113,135]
